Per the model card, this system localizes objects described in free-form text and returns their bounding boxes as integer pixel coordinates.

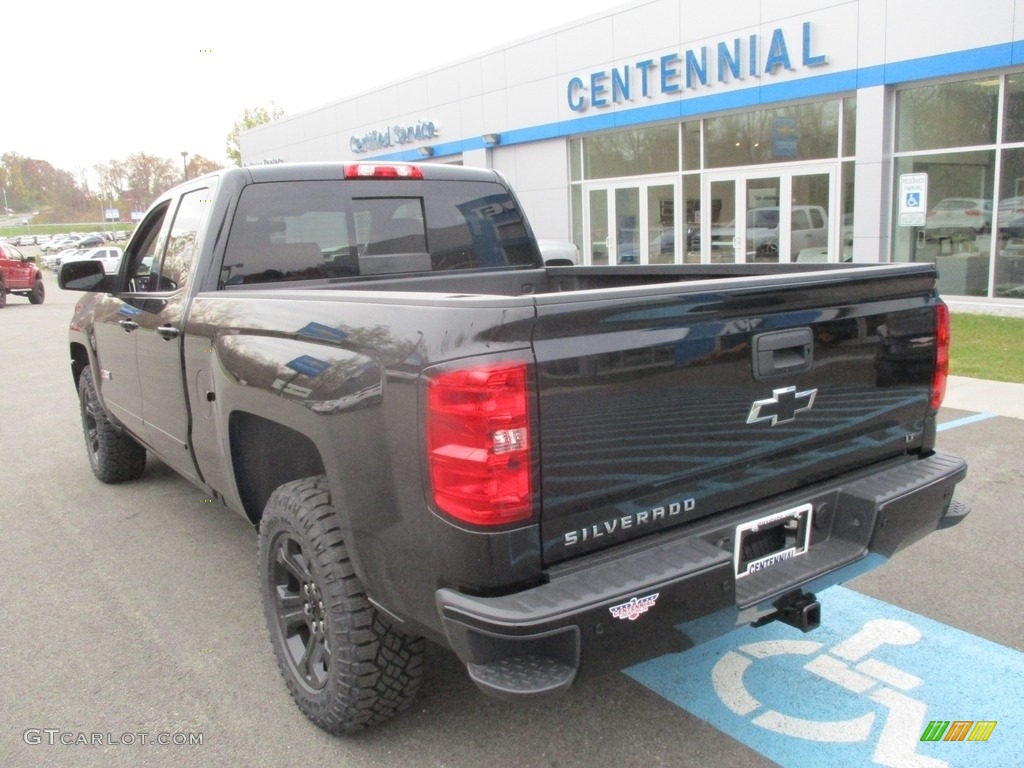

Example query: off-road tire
[258,476,424,734]
[78,365,147,483]
[28,278,45,304]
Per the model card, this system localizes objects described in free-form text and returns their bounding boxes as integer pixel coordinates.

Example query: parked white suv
[710,205,828,261]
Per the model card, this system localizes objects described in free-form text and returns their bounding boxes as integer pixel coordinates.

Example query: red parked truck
[0,241,45,307]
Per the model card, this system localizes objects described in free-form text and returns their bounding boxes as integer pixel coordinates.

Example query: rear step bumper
[436,451,968,700]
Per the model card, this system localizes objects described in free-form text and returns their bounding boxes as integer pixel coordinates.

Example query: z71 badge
[609,593,659,621]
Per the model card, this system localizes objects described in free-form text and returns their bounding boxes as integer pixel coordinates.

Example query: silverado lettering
[564,499,696,546]
[59,161,969,737]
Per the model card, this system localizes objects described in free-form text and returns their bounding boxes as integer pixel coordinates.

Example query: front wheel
[258,476,424,733]
[78,365,146,483]
[755,242,779,261]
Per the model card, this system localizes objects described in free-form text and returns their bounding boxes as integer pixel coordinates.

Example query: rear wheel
[258,476,424,733]
[28,278,45,305]
[78,365,147,483]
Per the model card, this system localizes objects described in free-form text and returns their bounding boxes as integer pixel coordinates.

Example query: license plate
[734,503,813,578]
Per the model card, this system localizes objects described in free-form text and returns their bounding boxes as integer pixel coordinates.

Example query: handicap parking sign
[899,173,928,226]
[626,586,1020,768]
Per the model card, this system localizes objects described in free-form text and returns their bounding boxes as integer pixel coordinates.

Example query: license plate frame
[734,503,813,578]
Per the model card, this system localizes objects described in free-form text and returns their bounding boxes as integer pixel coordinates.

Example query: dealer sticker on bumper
[610,593,660,621]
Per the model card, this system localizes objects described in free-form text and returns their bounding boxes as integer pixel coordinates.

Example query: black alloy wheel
[267,531,332,691]
[77,365,146,483]
[258,476,424,734]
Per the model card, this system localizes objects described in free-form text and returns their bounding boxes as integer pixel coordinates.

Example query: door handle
[157,325,180,340]
[752,328,814,380]
[119,319,139,333]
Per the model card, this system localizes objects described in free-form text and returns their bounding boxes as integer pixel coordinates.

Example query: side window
[791,210,811,231]
[809,209,825,229]
[155,188,210,292]
[125,202,171,292]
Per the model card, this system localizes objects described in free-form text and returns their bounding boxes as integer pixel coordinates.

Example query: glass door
[588,189,610,265]
[702,166,836,264]
[583,179,679,265]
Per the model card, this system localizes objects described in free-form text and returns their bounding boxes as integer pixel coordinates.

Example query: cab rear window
[221,179,539,287]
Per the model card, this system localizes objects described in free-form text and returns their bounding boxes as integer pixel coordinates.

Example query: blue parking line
[626,586,1021,768]
[937,413,997,432]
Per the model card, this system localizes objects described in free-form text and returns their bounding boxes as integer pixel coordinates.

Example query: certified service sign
[898,173,928,227]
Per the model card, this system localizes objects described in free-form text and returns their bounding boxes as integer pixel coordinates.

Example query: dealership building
[240,0,1024,301]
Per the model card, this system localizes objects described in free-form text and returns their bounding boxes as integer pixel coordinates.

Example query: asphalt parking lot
[1,271,1020,768]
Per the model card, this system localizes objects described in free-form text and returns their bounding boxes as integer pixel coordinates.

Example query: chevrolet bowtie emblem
[746,386,818,426]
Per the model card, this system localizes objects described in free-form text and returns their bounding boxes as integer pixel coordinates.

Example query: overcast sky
[5,0,630,182]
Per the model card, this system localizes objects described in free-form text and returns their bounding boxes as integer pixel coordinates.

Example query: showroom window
[893,73,1024,298]
[569,98,853,266]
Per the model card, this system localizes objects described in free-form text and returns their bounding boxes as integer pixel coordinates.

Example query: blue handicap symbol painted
[626,586,1021,768]
[906,192,922,208]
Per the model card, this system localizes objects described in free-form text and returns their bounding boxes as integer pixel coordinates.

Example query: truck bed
[211,261,942,569]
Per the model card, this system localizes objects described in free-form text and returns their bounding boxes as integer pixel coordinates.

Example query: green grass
[950,313,1024,383]
[1,222,133,238]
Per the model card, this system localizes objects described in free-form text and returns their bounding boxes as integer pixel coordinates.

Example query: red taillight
[344,163,423,179]
[931,302,950,410]
[427,362,533,526]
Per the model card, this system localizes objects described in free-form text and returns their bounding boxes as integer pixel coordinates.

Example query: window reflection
[893,151,994,296]
[705,102,839,168]
[582,125,679,180]
[896,79,998,152]
[996,147,1024,297]
[1003,75,1024,144]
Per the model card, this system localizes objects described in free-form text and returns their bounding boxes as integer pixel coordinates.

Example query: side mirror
[59,259,113,292]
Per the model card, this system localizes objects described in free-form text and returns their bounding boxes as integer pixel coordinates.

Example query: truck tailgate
[532,267,941,565]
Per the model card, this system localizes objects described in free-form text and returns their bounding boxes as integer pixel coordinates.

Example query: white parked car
[61,246,123,274]
[924,198,992,240]
[537,239,580,265]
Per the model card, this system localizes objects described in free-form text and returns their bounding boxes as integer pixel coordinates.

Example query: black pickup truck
[60,162,968,734]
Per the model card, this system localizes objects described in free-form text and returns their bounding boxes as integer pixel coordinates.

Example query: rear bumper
[435,451,968,699]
